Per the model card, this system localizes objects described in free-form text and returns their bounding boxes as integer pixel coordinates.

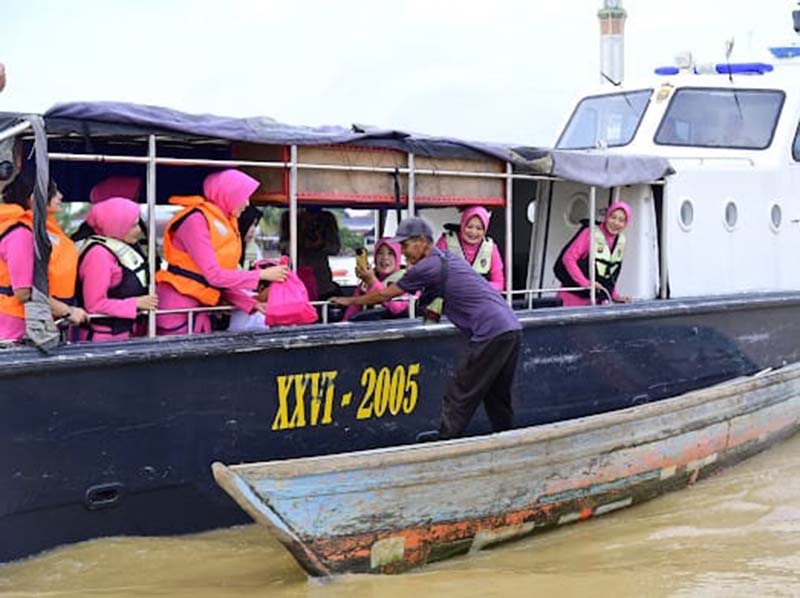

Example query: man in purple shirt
[333,217,522,439]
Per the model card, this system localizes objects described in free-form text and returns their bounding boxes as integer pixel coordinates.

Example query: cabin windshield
[654,88,785,149]
[556,89,652,150]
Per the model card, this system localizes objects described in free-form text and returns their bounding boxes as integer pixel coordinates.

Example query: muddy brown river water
[1,434,799,597]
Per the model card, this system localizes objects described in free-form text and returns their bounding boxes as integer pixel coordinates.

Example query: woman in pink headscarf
[554,201,633,307]
[435,206,505,291]
[72,176,143,244]
[77,197,158,342]
[344,238,409,321]
[155,169,287,335]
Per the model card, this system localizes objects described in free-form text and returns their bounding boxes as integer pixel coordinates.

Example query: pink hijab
[460,206,491,245]
[203,169,259,216]
[90,177,142,204]
[603,201,632,235]
[374,237,402,275]
[86,197,141,240]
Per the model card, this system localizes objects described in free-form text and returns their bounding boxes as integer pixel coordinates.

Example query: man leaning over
[333,217,522,439]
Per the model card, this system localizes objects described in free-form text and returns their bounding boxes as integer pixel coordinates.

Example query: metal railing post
[505,162,513,307]
[146,135,157,337]
[407,152,416,319]
[289,145,298,272]
[589,185,597,306]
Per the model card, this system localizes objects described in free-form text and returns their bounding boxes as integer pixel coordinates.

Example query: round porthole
[724,201,738,231]
[770,203,782,232]
[565,194,588,226]
[527,200,536,224]
[679,199,694,230]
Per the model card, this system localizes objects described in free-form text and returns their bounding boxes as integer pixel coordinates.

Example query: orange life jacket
[0,205,78,318]
[155,196,242,306]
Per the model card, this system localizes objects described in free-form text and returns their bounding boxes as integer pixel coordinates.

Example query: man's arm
[332,283,405,308]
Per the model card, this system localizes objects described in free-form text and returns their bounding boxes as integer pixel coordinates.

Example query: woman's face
[123,222,142,244]
[462,216,485,244]
[46,190,63,214]
[375,245,397,276]
[605,209,628,235]
[245,222,258,245]
[232,203,247,220]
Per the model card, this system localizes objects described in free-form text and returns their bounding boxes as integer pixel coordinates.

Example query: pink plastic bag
[264,256,319,326]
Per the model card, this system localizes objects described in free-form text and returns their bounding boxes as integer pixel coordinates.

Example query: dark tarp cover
[1,102,673,188]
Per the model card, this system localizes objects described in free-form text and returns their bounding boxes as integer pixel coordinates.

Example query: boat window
[654,88,784,149]
[679,199,693,230]
[793,121,800,161]
[556,89,652,150]
[770,203,782,232]
[724,201,738,231]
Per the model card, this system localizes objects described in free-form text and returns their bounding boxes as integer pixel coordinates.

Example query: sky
[1,0,798,146]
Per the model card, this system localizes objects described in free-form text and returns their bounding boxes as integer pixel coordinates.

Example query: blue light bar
[654,66,680,75]
[770,46,800,59]
[715,62,773,75]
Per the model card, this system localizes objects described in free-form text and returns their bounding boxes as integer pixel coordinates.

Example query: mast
[598,0,627,85]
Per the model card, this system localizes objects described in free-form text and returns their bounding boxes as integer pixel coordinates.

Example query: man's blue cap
[392,217,434,243]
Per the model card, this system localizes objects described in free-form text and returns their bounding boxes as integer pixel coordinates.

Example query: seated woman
[155,169,287,335]
[77,197,158,342]
[554,200,633,307]
[435,206,505,291]
[238,205,263,267]
[0,171,88,341]
[280,208,341,301]
[344,238,409,321]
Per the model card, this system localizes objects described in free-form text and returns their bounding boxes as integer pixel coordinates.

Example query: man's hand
[330,296,356,307]
[0,63,6,93]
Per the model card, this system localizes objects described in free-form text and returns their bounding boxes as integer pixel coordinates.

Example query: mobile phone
[355,248,369,271]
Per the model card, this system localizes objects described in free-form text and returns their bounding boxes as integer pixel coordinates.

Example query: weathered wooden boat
[213,363,800,575]
[5,34,800,562]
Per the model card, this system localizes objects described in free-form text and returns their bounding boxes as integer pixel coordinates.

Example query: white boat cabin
[533,56,800,300]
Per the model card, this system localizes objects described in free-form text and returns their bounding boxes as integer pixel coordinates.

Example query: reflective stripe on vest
[80,236,149,290]
[155,196,242,306]
[383,269,405,286]
[444,230,493,276]
[0,207,78,318]
[592,227,626,283]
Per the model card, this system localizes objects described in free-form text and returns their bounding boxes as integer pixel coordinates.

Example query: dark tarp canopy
[0,101,673,188]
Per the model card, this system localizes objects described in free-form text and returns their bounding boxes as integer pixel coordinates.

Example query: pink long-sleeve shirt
[0,226,33,341]
[435,235,505,291]
[343,276,410,321]
[78,245,139,342]
[157,212,259,335]
[556,226,620,307]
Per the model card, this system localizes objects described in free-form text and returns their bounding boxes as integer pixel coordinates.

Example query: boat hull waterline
[213,363,800,575]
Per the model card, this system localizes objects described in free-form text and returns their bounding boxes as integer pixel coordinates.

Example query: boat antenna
[725,37,744,123]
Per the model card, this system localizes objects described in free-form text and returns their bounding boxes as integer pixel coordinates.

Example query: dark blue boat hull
[1,293,798,562]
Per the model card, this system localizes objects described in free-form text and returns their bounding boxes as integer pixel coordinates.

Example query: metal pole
[289,145,298,272]
[407,152,416,319]
[0,120,32,143]
[659,185,669,299]
[407,153,415,217]
[504,162,513,307]
[146,135,157,338]
[589,186,597,306]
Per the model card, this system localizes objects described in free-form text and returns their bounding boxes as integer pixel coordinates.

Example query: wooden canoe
[212,363,800,576]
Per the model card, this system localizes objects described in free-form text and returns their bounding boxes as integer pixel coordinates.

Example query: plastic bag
[264,256,319,326]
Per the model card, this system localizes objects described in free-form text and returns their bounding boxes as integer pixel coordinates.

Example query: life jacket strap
[166,264,212,289]
[0,286,12,296]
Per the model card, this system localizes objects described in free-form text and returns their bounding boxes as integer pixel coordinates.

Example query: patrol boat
[3,40,800,561]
